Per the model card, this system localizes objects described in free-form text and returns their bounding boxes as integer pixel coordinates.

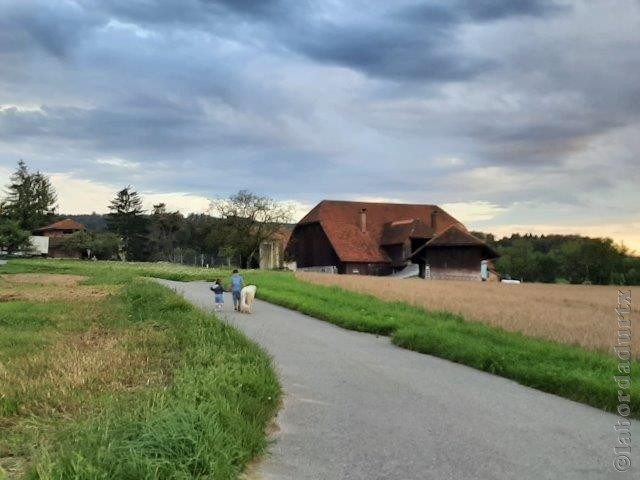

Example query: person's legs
[232,290,241,310]
[214,293,223,311]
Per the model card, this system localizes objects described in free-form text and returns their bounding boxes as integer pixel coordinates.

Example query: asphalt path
[156,279,636,480]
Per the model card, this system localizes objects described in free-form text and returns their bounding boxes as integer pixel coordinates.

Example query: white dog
[240,285,257,313]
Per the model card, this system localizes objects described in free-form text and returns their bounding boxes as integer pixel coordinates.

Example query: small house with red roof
[33,218,85,258]
[285,200,498,280]
[34,218,85,237]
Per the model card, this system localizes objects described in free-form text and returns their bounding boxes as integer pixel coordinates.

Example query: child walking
[210,278,225,312]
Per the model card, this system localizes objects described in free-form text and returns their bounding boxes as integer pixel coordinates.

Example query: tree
[536,252,560,283]
[210,190,294,268]
[490,232,638,284]
[557,237,623,284]
[622,256,640,285]
[0,219,31,253]
[495,239,540,281]
[148,203,184,261]
[91,232,121,260]
[106,186,148,261]
[58,230,121,260]
[2,160,57,231]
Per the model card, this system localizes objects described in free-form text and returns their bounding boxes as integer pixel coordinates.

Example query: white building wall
[28,236,49,255]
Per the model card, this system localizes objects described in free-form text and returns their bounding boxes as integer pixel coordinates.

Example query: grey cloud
[201,0,284,18]
[0,98,294,156]
[0,1,103,58]
[288,0,568,82]
[89,0,285,25]
[283,21,491,81]
[398,0,566,23]
[458,0,568,21]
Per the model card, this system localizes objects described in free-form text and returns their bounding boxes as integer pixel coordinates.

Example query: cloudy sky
[1,0,639,250]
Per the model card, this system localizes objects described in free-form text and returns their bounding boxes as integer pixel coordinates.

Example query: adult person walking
[230,269,244,311]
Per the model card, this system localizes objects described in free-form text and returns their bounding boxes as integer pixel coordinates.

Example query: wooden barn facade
[259,227,293,270]
[284,200,498,280]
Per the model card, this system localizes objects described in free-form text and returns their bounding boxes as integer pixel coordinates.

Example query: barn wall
[285,222,340,269]
[259,240,283,270]
[382,244,404,266]
[344,263,393,276]
[425,246,483,281]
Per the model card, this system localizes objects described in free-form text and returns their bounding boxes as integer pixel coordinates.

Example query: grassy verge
[4,259,638,419]
[0,264,279,479]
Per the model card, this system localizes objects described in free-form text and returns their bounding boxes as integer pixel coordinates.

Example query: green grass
[0,259,230,285]
[0,261,280,479]
[31,282,280,480]
[4,259,638,422]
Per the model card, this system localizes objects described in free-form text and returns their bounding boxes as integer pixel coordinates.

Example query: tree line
[1,160,293,267]
[2,160,639,283]
[473,232,640,285]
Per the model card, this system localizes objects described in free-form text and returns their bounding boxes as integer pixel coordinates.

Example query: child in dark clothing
[210,278,225,312]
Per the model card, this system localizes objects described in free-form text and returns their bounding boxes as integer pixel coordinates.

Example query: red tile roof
[418,224,499,259]
[297,200,463,263]
[426,224,486,247]
[35,218,85,232]
[380,219,434,245]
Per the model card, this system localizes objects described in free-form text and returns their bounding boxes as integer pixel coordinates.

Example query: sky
[0,0,639,251]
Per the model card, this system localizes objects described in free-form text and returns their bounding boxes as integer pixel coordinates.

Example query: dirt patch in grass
[0,274,118,303]
[1,273,88,286]
[0,285,117,303]
[0,293,20,303]
[0,327,168,419]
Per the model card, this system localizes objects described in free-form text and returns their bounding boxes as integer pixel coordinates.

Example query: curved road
[158,280,635,480]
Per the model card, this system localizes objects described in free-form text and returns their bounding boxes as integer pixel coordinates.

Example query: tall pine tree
[2,160,57,231]
[106,186,148,261]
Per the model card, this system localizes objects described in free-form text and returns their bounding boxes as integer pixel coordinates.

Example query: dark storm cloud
[282,21,490,82]
[282,0,569,82]
[202,0,284,17]
[0,99,292,155]
[0,0,568,83]
[457,0,567,21]
[397,0,566,23]
[87,0,286,26]
[0,1,103,58]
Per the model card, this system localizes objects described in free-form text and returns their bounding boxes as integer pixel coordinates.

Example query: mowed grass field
[297,272,640,358]
[0,263,279,479]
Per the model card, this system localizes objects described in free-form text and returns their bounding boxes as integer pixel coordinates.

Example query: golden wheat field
[297,272,639,357]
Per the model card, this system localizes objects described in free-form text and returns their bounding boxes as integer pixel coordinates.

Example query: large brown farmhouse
[285,200,498,280]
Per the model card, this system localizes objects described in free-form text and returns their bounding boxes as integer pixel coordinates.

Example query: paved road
[157,280,635,480]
